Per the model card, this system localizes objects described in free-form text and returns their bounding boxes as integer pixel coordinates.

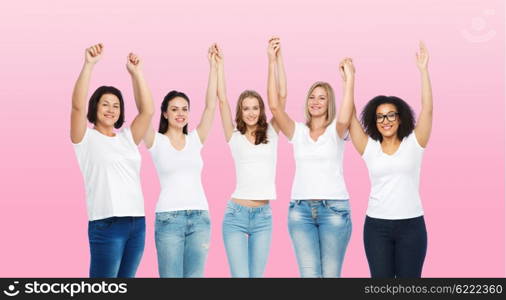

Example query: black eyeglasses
[376,112,399,123]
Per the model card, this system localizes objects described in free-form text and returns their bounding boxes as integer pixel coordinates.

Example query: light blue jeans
[288,200,352,278]
[222,200,272,278]
[155,210,211,278]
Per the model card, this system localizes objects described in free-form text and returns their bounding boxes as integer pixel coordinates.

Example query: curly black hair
[361,95,415,142]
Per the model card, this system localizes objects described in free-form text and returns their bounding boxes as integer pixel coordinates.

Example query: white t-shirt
[362,133,424,220]
[73,127,145,221]
[228,124,278,200]
[289,119,349,200]
[148,130,208,212]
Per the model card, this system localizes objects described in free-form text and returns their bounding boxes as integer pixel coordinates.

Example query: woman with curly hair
[348,42,433,278]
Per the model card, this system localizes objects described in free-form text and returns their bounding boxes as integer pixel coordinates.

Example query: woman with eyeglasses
[348,42,433,277]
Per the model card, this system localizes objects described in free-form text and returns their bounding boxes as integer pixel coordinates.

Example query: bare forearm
[217,63,227,103]
[219,97,234,139]
[131,71,154,116]
[337,79,355,126]
[267,60,281,112]
[276,54,287,104]
[420,69,433,113]
[205,66,218,110]
[72,63,94,112]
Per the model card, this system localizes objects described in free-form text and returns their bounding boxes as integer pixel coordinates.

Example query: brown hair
[304,81,336,129]
[235,90,269,145]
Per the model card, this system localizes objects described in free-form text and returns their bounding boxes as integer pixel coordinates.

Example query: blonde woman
[267,37,355,277]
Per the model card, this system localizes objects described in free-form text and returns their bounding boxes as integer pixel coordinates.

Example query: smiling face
[164,96,189,130]
[307,86,329,118]
[376,103,400,139]
[241,96,260,127]
[96,93,121,128]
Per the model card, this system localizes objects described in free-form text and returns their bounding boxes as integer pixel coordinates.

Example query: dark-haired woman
[267,37,355,278]
[70,43,154,278]
[142,45,219,278]
[348,42,433,278]
[217,45,280,278]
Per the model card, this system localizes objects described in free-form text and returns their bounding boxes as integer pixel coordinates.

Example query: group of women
[70,38,433,278]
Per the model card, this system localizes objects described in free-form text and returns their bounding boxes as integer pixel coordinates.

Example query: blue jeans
[364,215,427,278]
[288,200,352,278]
[155,210,211,278]
[88,216,145,278]
[222,200,272,278]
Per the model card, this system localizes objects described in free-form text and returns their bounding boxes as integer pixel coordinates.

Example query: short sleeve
[288,122,304,144]
[228,131,239,145]
[147,133,159,152]
[120,127,137,147]
[191,130,203,148]
[267,122,278,140]
[361,137,376,160]
[409,132,424,152]
[72,127,91,168]
[72,126,90,146]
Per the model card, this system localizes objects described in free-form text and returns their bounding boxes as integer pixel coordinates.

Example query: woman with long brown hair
[216,45,281,277]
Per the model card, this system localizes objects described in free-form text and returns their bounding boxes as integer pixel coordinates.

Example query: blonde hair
[304,81,336,129]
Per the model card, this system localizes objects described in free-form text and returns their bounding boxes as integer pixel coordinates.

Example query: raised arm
[196,44,219,144]
[216,45,234,142]
[267,37,295,139]
[414,41,433,148]
[70,43,103,143]
[336,58,355,139]
[127,53,155,145]
[339,56,368,155]
[349,108,368,155]
[136,57,155,149]
[275,39,287,110]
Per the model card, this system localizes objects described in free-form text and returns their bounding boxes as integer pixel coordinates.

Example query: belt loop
[295,200,301,205]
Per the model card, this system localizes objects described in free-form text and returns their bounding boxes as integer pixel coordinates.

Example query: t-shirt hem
[231,194,277,200]
[88,212,145,222]
[155,206,209,213]
[366,211,424,220]
[290,193,350,200]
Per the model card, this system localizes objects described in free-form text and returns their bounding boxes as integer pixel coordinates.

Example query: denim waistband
[365,215,424,223]
[291,199,350,208]
[156,210,208,217]
[89,216,145,224]
[227,200,271,213]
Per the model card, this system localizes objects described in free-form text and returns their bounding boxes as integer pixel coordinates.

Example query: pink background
[0,0,504,277]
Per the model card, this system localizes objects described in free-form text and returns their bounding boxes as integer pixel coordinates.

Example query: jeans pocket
[326,200,350,217]
[93,217,115,230]
[225,205,237,216]
[156,211,178,224]
[200,211,211,225]
[262,207,272,219]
